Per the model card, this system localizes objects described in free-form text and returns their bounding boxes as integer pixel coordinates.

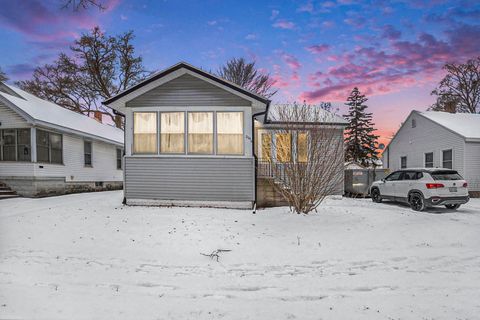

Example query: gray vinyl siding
[464,142,480,191]
[126,74,251,107]
[125,157,254,201]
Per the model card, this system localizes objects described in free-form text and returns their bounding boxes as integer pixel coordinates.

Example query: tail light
[426,183,445,189]
[463,182,468,188]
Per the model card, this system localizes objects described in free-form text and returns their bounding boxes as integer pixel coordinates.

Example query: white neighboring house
[383,110,480,195]
[0,83,124,197]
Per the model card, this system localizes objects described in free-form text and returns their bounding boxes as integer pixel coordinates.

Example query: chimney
[94,111,102,123]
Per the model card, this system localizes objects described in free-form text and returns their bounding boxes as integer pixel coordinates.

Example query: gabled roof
[103,62,271,106]
[0,84,123,145]
[417,111,480,141]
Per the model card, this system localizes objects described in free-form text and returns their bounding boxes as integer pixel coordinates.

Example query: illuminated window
[217,112,243,155]
[133,112,157,154]
[161,112,185,153]
[276,133,292,163]
[297,132,308,163]
[188,112,213,154]
[261,133,272,161]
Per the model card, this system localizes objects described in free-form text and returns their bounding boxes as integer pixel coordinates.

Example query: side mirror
[381,178,386,183]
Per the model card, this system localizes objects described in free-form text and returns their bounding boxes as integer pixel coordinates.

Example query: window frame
[116,148,123,170]
[187,111,214,155]
[133,111,158,155]
[0,128,32,162]
[160,111,186,154]
[424,152,434,168]
[216,111,244,156]
[400,156,407,169]
[385,171,402,181]
[442,149,453,169]
[36,129,63,165]
[84,140,92,167]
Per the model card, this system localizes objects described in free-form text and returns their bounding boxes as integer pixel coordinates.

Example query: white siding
[0,102,30,128]
[465,142,480,191]
[385,112,466,176]
[0,162,34,176]
[33,131,123,182]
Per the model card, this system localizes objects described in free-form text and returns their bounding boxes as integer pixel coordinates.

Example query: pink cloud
[272,20,296,30]
[306,44,330,54]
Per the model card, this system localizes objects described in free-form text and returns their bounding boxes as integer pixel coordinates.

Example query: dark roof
[103,62,271,106]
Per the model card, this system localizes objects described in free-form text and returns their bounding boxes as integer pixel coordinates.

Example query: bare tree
[61,0,105,11]
[17,27,149,128]
[0,67,7,82]
[430,56,480,113]
[217,58,277,98]
[260,103,344,214]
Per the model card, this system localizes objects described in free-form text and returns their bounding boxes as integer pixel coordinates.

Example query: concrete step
[0,190,17,195]
[0,194,19,200]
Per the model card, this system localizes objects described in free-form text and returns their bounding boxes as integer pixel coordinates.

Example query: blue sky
[1,0,479,143]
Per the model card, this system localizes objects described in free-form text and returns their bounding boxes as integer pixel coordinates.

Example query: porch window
[0,129,31,161]
[217,112,243,155]
[188,112,213,154]
[261,133,272,161]
[17,129,31,161]
[133,112,157,154]
[442,149,453,169]
[36,129,62,164]
[297,132,308,163]
[2,129,16,161]
[276,133,292,163]
[161,112,185,153]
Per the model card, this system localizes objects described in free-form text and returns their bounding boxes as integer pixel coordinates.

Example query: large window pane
[217,112,243,155]
[297,132,308,163]
[17,129,31,161]
[161,112,185,153]
[36,130,50,163]
[261,133,272,161]
[188,112,213,154]
[134,112,157,154]
[2,129,16,161]
[276,133,292,163]
[50,133,62,164]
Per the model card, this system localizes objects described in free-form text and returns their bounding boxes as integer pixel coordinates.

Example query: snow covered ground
[1,191,479,319]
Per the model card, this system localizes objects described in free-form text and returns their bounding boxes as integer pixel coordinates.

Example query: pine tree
[344,87,379,166]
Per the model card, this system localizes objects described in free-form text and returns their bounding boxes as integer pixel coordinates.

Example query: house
[383,110,480,196]
[103,62,347,209]
[0,83,124,197]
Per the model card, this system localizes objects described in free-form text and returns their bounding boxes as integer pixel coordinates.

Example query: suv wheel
[409,193,426,212]
[371,188,382,203]
[445,204,461,210]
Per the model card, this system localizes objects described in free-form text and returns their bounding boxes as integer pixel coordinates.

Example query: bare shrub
[259,103,344,214]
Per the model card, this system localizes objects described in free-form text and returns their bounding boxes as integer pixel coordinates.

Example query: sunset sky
[1,0,479,145]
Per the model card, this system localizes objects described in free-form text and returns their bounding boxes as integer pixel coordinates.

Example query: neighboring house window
[160,112,185,154]
[133,112,157,154]
[116,148,123,169]
[188,112,213,154]
[261,133,272,161]
[412,118,416,128]
[276,133,292,163]
[84,141,92,166]
[442,149,453,169]
[0,129,31,162]
[425,152,434,168]
[217,112,243,155]
[400,156,407,169]
[36,129,62,164]
[297,132,308,163]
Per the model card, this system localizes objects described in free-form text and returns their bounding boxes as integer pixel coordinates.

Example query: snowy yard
[1,191,480,319]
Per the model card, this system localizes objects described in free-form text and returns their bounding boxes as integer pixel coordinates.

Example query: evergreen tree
[344,87,379,166]
[0,67,7,83]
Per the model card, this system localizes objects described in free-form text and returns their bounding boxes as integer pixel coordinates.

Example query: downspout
[113,109,127,205]
[252,105,269,213]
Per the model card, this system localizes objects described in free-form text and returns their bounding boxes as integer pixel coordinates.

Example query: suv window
[385,171,402,181]
[431,170,463,181]
[401,171,421,180]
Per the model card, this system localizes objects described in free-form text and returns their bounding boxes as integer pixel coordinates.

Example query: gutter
[251,105,269,213]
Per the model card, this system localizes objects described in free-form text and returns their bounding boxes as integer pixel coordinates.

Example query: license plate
[449,187,457,192]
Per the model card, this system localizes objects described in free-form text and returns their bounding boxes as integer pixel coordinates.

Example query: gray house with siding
[103,62,346,208]
[383,110,480,196]
[0,83,124,198]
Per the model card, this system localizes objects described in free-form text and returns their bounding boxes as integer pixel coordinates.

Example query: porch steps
[0,182,19,200]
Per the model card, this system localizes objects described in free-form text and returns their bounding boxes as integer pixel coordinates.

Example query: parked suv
[370,168,469,211]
